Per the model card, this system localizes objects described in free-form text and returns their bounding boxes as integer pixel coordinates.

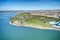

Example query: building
[30,10,60,18]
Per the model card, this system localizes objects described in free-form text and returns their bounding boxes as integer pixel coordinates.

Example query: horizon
[0,10,60,11]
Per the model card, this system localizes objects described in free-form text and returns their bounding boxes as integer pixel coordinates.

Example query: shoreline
[9,21,60,31]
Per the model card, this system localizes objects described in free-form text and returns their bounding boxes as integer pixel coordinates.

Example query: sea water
[0,12,60,40]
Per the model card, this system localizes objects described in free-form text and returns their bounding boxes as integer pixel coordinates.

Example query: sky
[0,0,60,10]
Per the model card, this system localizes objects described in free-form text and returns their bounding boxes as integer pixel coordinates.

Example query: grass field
[23,19,52,27]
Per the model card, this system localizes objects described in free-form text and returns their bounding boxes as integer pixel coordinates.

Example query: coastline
[9,21,60,31]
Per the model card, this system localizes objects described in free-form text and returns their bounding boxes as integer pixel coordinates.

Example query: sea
[0,12,60,40]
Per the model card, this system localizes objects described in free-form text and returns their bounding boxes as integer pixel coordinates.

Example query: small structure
[49,21,60,27]
[11,20,13,23]
[49,21,55,24]
[14,21,19,24]
[54,22,60,26]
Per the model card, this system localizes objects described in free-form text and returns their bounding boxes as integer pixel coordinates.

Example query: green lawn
[23,19,52,27]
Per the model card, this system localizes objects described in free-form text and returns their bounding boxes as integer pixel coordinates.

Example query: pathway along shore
[9,21,60,31]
